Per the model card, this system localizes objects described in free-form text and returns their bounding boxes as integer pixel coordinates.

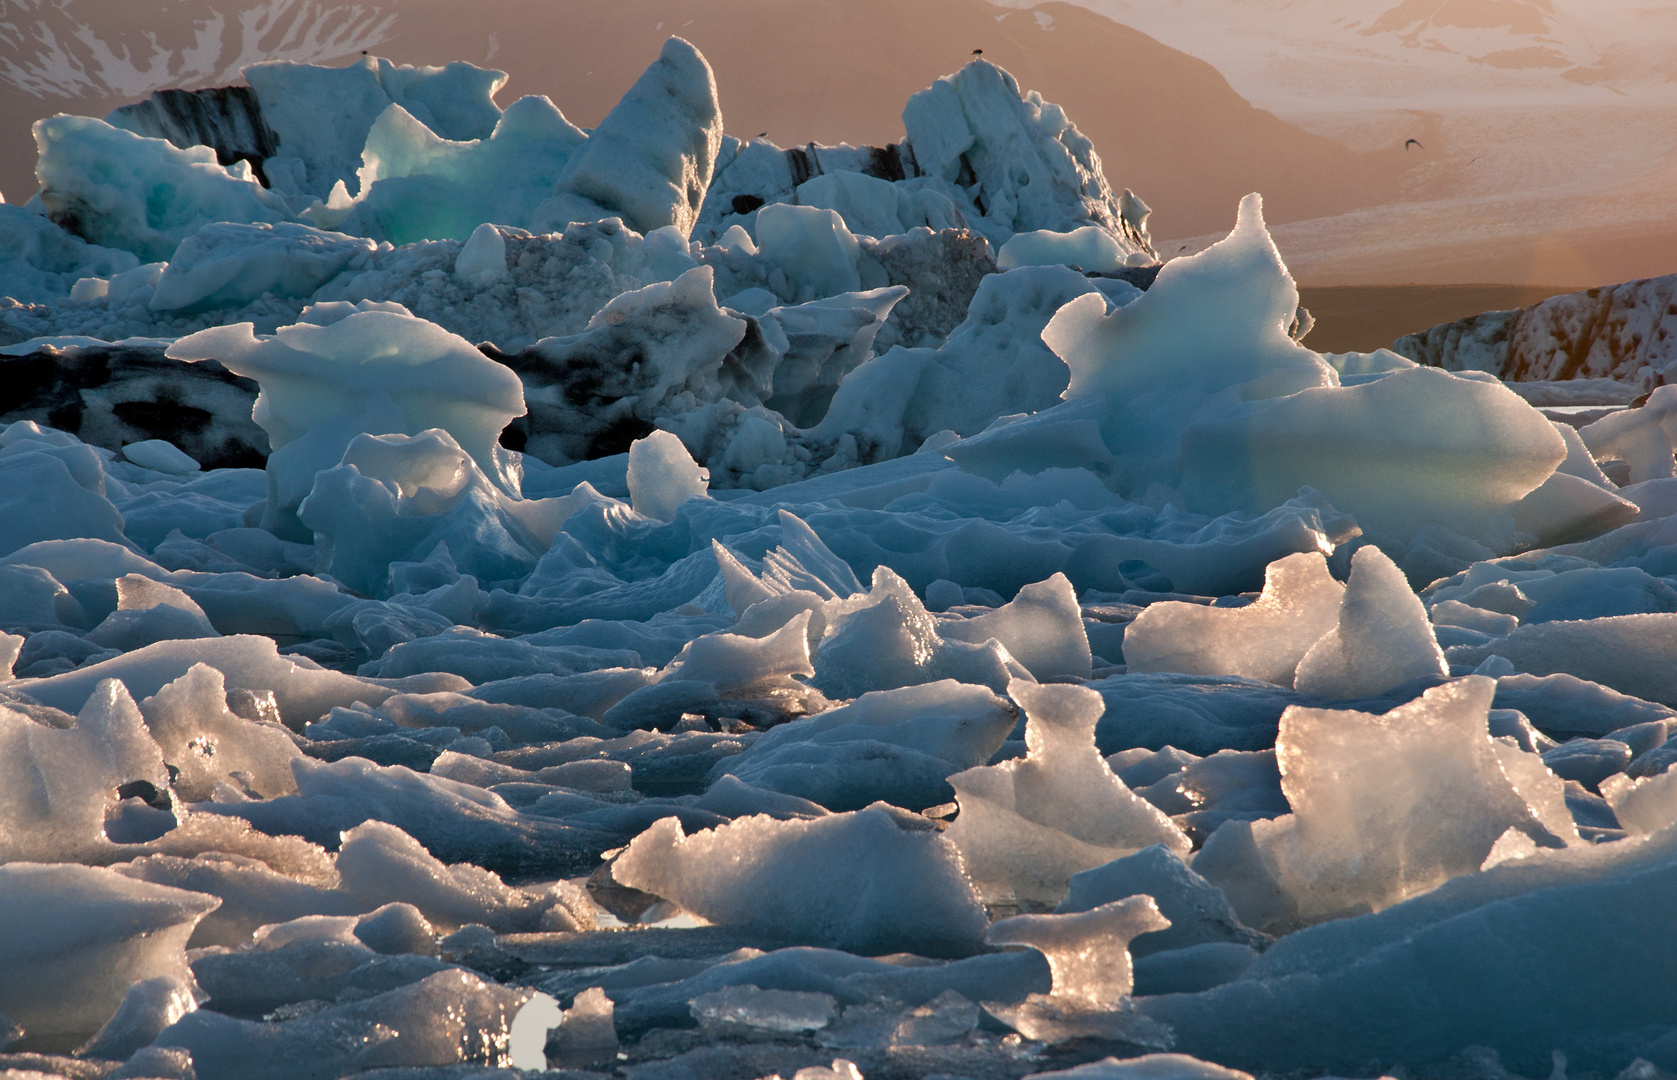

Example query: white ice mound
[946,679,1190,908]
[148,222,375,312]
[1180,365,1568,543]
[168,303,524,478]
[0,677,168,863]
[1024,1055,1254,1080]
[547,37,723,239]
[997,226,1137,275]
[300,428,566,595]
[1198,677,1565,931]
[1045,194,1328,408]
[1123,551,1344,687]
[0,862,218,1050]
[610,803,989,956]
[986,896,1173,1045]
[137,663,302,801]
[628,430,710,522]
[1292,545,1446,699]
[34,114,290,262]
[938,572,1092,681]
[902,60,1146,253]
[754,203,863,301]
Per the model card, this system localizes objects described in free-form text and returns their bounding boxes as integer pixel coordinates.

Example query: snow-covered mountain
[1057,0,1677,112]
[0,0,395,100]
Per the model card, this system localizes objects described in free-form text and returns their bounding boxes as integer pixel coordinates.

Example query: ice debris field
[2,34,1677,1080]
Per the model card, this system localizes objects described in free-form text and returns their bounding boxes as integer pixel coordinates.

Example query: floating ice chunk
[0,202,140,303]
[1448,614,1677,706]
[149,222,374,312]
[628,430,710,522]
[336,820,563,932]
[1124,552,1344,687]
[985,896,1173,1044]
[454,222,508,284]
[1223,677,1557,928]
[550,37,722,238]
[153,968,528,1080]
[137,663,302,801]
[86,573,221,651]
[1045,194,1327,408]
[611,803,988,956]
[716,680,1018,811]
[116,850,355,948]
[1024,1054,1255,1080]
[998,226,1130,273]
[168,304,525,491]
[300,429,552,596]
[509,991,564,1071]
[756,203,863,300]
[765,510,865,599]
[1579,384,1677,483]
[0,863,218,1050]
[692,984,836,1034]
[1140,825,1677,1074]
[121,439,200,474]
[516,265,748,465]
[946,679,1190,908]
[1182,366,1567,543]
[1058,844,1269,958]
[16,634,441,729]
[1601,769,1677,837]
[33,115,289,261]
[77,974,198,1061]
[938,572,1092,681]
[198,754,601,878]
[0,437,130,557]
[989,896,1170,1007]
[811,570,1021,699]
[0,678,167,862]
[1509,469,1639,546]
[1293,546,1445,699]
[660,611,814,693]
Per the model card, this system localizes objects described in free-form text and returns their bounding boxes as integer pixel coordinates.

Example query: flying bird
[1405,138,1424,150]
[972,48,983,55]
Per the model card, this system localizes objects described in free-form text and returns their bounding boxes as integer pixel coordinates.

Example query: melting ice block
[938,572,1092,681]
[945,679,1189,908]
[0,678,168,863]
[984,896,1173,1044]
[1292,545,1446,699]
[610,803,989,956]
[628,430,711,522]
[1123,552,1343,687]
[137,663,302,801]
[167,303,527,517]
[549,37,722,239]
[148,221,375,312]
[1206,677,1561,929]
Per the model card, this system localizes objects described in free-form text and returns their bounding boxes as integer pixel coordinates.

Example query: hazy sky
[1,0,1672,285]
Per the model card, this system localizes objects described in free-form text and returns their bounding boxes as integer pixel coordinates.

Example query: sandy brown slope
[0,0,1405,241]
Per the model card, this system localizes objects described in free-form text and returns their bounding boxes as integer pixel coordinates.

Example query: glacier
[0,31,1673,1080]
